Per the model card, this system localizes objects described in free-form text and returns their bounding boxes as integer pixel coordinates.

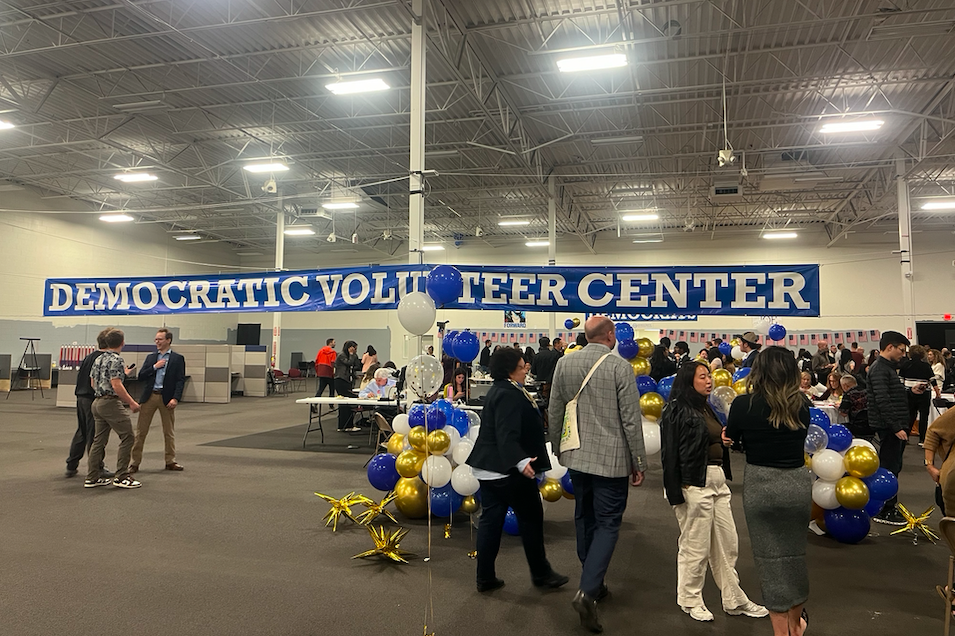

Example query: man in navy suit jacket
[131,328,186,472]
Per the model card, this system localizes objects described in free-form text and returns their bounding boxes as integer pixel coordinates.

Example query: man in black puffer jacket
[866,331,927,525]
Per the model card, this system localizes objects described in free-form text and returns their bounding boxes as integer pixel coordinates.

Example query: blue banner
[43,264,820,317]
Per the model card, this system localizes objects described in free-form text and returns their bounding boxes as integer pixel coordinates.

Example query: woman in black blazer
[467,347,568,593]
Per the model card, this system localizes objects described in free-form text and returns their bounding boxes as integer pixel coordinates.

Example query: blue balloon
[863,468,899,501]
[453,331,480,362]
[432,398,454,420]
[503,507,520,536]
[615,322,634,342]
[442,330,459,359]
[809,407,831,430]
[618,339,640,360]
[732,367,751,383]
[408,403,427,429]
[824,507,870,544]
[863,498,886,517]
[367,453,400,491]
[560,472,574,496]
[425,403,447,431]
[825,424,852,452]
[714,410,728,426]
[429,485,463,517]
[657,375,676,401]
[564,319,575,330]
[450,409,470,436]
[768,323,787,341]
[718,341,732,356]
[427,265,464,306]
[636,375,658,396]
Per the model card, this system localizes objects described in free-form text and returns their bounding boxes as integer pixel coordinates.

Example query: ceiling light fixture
[99,213,134,223]
[525,240,550,247]
[325,78,390,95]
[620,212,659,222]
[427,149,460,157]
[921,201,955,211]
[174,234,202,241]
[592,135,644,145]
[284,227,316,236]
[0,120,15,130]
[112,100,166,112]
[557,53,628,73]
[242,162,289,173]
[819,119,884,133]
[498,220,531,226]
[762,232,798,240]
[114,173,158,183]
[321,201,360,210]
[421,244,445,251]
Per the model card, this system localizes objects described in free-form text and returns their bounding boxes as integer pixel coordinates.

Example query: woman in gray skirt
[724,346,811,636]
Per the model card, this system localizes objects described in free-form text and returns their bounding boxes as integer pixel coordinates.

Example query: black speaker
[236,324,261,346]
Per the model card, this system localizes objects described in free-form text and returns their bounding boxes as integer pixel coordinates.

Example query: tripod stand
[6,338,44,400]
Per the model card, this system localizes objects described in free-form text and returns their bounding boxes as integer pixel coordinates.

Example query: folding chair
[364,413,394,467]
[942,517,955,636]
[267,370,289,396]
[287,368,306,392]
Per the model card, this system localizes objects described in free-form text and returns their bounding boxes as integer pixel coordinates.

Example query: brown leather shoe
[129,465,139,474]
[165,462,184,471]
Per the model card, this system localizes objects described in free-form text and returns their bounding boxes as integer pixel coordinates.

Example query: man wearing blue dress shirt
[131,328,186,472]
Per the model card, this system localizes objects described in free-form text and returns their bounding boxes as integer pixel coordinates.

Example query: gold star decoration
[467,550,477,560]
[355,492,399,526]
[890,503,939,543]
[352,525,416,563]
[444,523,452,540]
[314,491,372,532]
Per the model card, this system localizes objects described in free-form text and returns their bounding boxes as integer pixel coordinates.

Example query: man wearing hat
[738,332,762,369]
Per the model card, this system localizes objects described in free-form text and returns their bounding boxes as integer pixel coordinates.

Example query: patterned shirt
[90,351,126,397]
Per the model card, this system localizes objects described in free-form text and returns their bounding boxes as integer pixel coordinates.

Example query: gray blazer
[548,343,648,478]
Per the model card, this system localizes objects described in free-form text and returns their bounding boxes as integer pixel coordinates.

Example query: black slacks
[315,376,335,398]
[907,392,930,443]
[66,395,102,471]
[569,470,630,597]
[878,429,906,510]
[335,378,357,430]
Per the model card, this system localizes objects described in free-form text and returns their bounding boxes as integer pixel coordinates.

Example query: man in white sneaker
[131,328,186,473]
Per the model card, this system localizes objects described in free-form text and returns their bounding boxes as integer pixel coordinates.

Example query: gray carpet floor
[0,390,946,636]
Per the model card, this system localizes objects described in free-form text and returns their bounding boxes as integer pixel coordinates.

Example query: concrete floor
[0,389,947,636]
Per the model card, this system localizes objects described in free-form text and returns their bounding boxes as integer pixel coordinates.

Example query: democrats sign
[44,264,819,317]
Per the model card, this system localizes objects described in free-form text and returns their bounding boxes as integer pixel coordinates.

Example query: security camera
[262,178,277,193]
[327,232,337,243]
[475,226,484,237]
[717,149,736,167]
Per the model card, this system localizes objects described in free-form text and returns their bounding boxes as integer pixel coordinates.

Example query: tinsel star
[444,523,452,539]
[314,491,372,532]
[356,492,399,526]
[352,525,416,563]
[890,503,939,543]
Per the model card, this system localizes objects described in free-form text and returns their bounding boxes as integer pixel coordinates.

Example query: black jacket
[467,380,551,475]
[660,400,732,506]
[531,347,562,384]
[138,351,186,405]
[479,346,492,367]
[866,356,909,433]
[334,352,361,383]
[75,350,105,397]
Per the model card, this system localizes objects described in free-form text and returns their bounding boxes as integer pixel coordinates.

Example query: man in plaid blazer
[549,316,647,633]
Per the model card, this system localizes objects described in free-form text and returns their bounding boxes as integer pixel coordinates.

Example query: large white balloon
[811,449,846,482]
[452,439,474,465]
[545,458,568,480]
[443,426,461,456]
[848,438,877,453]
[811,479,840,510]
[450,465,480,496]
[466,410,481,429]
[467,424,481,443]
[642,421,661,455]
[752,317,773,336]
[392,413,411,436]
[406,354,443,397]
[421,455,452,488]
[731,346,743,361]
[396,291,436,336]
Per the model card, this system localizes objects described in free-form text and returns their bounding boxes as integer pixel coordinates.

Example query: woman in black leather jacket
[660,361,766,623]
[334,340,361,431]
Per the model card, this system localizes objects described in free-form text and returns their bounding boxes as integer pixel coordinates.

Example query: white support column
[271,192,285,368]
[548,175,557,342]
[408,0,426,268]
[896,156,915,341]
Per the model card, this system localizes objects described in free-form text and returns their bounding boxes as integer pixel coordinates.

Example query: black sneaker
[84,478,111,488]
[873,508,906,526]
[65,468,78,478]
[112,475,142,489]
[100,468,115,479]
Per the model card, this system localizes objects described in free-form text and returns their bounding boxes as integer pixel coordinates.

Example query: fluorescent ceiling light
[235,251,263,256]
[421,244,445,251]
[325,78,390,95]
[557,53,628,73]
[174,234,201,241]
[114,173,158,182]
[321,201,360,210]
[632,238,663,244]
[620,212,659,222]
[112,100,165,112]
[0,120,14,130]
[284,227,315,236]
[242,162,288,173]
[525,241,550,247]
[763,232,798,240]
[921,201,955,211]
[498,220,530,226]
[592,135,644,145]
[99,213,134,223]
[819,119,884,133]
[427,149,459,157]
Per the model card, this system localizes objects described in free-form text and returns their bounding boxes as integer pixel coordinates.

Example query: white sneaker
[726,601,769,618]
[682,605,714,622]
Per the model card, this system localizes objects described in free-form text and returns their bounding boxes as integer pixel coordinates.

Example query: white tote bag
[559,354,611,453]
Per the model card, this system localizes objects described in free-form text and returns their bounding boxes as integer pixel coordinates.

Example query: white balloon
[731,346,743,361]
[421,455,452,488]
[392,413,411,436]
[452,439,474,465]
[642,421,661,455]
[545,461,568,480]
[753,317,773,336]
[466,410,482,429]
[467,424,481,443]
[407,354,443,397]
[812,479,840,510]
[450,465,480,496]
[396,291,436,336]
[849,438,877,453]
[811,449,846,482]
[443,426,461,456]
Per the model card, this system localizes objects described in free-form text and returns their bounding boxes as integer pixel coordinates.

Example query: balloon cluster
[805,408,896,544]
[752,318,788,342]
[442,330,480,362]
[563,317,581,330]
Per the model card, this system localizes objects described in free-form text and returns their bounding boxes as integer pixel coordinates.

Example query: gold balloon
[804,452,812,468]
[460,495,480,514]
[640,391,665,420]
[711,368,732,387]
[407,425,428,452]
[731,379,749,395]
[637,338,654,358]
[565,344,579,355]
[395,449,426,478]
[843,446,879,478]
[572,317,581,328]
[540,478,563,502]
[426,429,451,455]
[386,433,405,456]
[834,476,870,510]
[630,356,650,377]
[393,477,429,518]
[730,338,741,347]
[563,489,575,500]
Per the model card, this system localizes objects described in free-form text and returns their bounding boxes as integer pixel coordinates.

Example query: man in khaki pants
[131,328,186,472]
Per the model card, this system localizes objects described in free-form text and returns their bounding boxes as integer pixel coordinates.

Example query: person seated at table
[359,368,397,400]
[837,376,874,441]
[358,363,381,392]
[820,372,844,401]
[443,366,469,402]
[799,371,825,398]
